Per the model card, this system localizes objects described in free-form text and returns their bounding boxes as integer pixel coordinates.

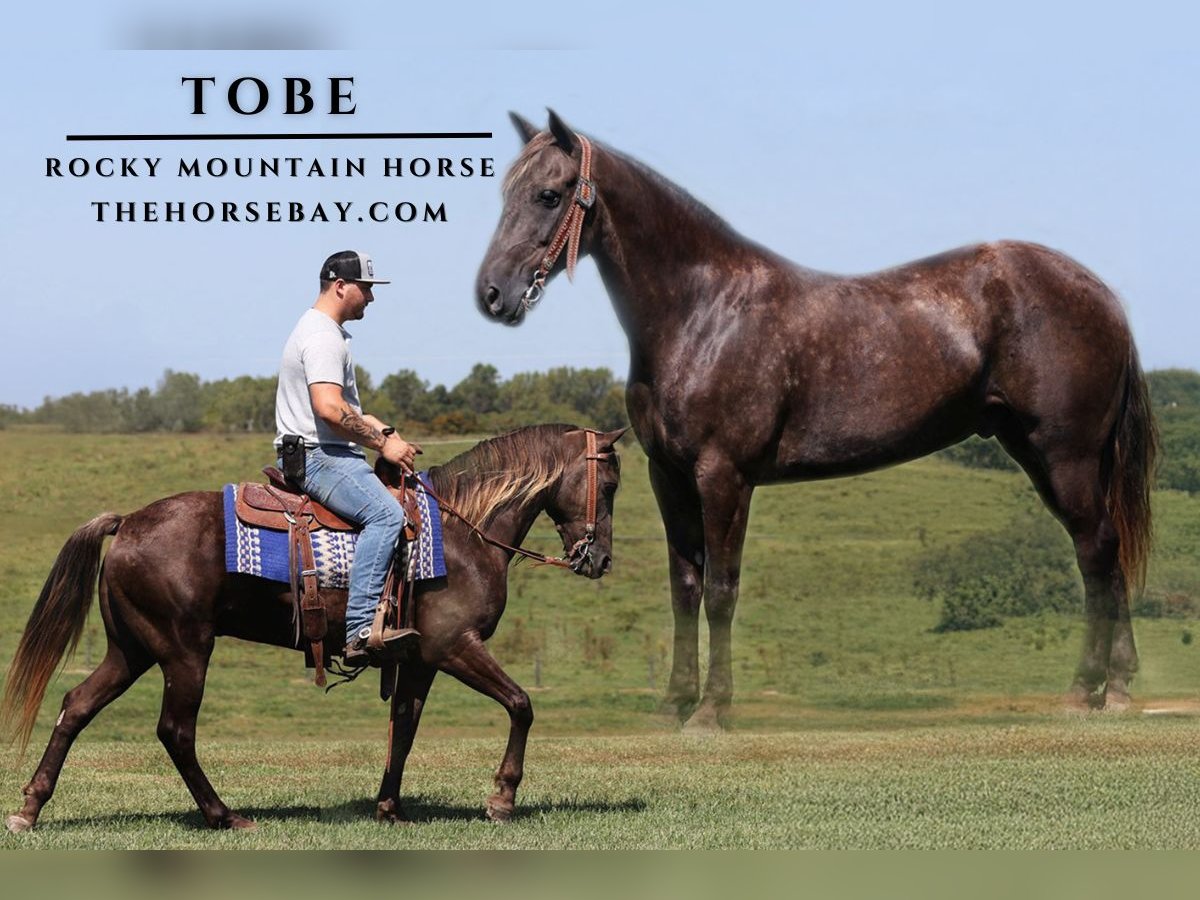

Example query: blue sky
[2,3,1197,408]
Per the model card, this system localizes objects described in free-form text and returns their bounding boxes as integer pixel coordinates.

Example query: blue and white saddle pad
[223,472,446,586]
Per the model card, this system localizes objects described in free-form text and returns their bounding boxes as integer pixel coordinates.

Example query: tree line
[2,364,629,435]
[6,367,1198,493]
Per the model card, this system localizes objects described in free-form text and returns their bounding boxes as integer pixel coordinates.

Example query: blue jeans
[292,445,406,643]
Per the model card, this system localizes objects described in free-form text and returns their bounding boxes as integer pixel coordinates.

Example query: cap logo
[365,259,375,277]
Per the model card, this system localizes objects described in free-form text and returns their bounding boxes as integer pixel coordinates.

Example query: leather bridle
[521,135,596,313]
[419,428,613,574]
[560,429,610,573]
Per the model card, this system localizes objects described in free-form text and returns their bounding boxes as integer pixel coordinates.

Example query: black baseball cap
[320,250,391,284]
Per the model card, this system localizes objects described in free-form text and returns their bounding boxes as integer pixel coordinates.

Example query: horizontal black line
[65,132,492,142]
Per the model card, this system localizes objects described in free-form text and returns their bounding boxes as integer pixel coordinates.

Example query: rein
[522,135,596,312]
[419,430,610,574]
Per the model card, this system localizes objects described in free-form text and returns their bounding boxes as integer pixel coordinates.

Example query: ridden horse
[475,111,1157,729]
[3,424,624,830]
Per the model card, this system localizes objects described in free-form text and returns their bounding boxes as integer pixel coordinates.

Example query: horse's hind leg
[375,666,436,824]
[1053,463,1131,709]
[1107,604,1137,709]
[438,634,532,822]
[998,432,1131,709]
[7,640,151,832]
[1059,489,1134,708]
[156,648,254,829]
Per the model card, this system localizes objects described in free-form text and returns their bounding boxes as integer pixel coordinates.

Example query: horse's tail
[1,512,123,752]
[1104,344,1158,596]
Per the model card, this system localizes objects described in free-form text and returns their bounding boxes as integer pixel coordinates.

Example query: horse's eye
[538,189,561,208]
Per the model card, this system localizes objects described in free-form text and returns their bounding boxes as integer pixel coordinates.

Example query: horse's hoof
[658,693,698,723]
[375,801,413,825]
[682,702,728,733]
[1104,690,1134,713]
[5,814,33,834]
[1062,685,1095,714]
[223,813,257,831]
[485,797,513,824]
[656,706,690,730]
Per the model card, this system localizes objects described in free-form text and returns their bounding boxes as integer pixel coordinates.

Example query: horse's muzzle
[477,283,526,325]
[570,548,611,580]
[482,286,504,316]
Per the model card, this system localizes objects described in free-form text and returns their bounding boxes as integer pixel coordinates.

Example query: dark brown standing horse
[476,111,1157,729]
[2,424,624,831]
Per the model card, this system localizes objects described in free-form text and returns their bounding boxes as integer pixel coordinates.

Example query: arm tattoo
[338,404,385,449]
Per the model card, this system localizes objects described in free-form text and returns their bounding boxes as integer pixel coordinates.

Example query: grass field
[1,426,1198,848]
[4,721,1200,849]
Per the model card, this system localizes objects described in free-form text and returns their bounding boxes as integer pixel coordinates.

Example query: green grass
[1,426,1198,847]
[4,721,1200,848]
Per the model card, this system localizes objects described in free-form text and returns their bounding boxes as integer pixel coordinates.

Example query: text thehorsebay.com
[45,75,495,224]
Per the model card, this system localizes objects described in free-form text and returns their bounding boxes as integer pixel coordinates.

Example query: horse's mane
[502,133,557,196]
[611,146,740,237]
[427,423,577,526]
[504,132,740,242]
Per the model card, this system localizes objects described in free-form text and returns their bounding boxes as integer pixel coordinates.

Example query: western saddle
[235,463,422,686]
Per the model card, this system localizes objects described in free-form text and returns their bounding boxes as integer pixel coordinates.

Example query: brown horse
[476,111,1157,729]
[2,424,624,831]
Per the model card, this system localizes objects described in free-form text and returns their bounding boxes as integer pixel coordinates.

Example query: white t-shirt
[274,308,363,452]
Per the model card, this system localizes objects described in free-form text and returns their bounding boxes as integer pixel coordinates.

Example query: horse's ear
[509,111,540,145]
[547,108,578,154]
[597,426,629,450]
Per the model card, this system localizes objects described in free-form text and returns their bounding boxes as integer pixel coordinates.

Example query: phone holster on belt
[280,434,306,486]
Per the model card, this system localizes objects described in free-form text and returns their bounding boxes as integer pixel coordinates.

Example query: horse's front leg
[648,459,706,722]
[438,633,532,822]
[687,458,753,731]
[374,666,435,824]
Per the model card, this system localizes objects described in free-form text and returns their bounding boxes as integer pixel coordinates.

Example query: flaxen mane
[428,424,575,527]
[502,133,556,197]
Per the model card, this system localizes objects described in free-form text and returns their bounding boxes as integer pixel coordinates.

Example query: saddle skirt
[222,475,446,588]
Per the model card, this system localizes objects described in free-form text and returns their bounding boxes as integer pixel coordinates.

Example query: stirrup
[367,626,421,664]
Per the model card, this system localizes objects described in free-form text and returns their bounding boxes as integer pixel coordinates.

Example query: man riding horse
[275,250,422,665]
